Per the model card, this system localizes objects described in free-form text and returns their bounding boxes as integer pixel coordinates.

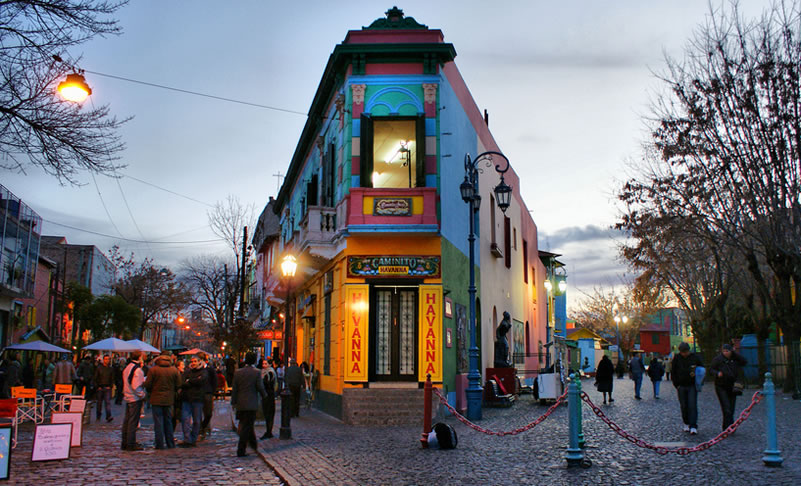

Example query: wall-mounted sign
[257,330,283,340]
[373,197,412,216]
[344,285,369,382]
[347,256,440,278]
[418,285,443,382]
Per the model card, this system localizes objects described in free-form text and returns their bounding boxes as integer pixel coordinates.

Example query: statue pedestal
[485,367,517,395]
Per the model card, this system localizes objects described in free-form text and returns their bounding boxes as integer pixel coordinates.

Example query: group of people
[594,342,747,435]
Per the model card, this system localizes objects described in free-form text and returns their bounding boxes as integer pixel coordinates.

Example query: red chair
[0,399,18,449]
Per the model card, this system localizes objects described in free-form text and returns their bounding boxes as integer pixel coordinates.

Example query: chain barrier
[431,387,568,436]
[579,390,764,455]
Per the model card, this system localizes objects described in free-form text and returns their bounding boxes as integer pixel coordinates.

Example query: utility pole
[238,226,248,318]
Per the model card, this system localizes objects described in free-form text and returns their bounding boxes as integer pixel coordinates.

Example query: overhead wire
[120,174,214,208]
[44,219,225,244]
[90,170,125,239]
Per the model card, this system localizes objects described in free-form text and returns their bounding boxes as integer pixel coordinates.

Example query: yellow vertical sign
[418,285,443,382]
[345,285,369,382]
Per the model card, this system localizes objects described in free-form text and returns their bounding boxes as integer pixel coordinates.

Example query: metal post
[421,373,432,448]
[762,372,783,467]
[279,277,293,440]
[466,165,482,422]
[576,375,585,449]
[565,373,584,467]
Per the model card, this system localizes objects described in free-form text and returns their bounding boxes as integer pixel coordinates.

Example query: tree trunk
[782,329,800,396]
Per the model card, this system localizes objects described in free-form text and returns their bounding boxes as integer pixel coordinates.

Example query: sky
[2,1,768,309]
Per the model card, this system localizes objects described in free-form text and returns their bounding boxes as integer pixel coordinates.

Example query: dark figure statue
[494,311,513,368]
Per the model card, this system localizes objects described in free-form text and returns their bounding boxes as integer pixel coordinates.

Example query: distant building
[39,236,115,296]
[0,184,43,347]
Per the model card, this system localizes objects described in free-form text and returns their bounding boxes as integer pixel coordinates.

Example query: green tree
[63,282,93,348]
[81,294,140,341]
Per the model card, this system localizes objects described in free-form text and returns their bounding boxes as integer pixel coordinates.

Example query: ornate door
[372,286,418,381]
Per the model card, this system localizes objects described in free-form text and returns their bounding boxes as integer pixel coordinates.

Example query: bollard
[421,373,432,449]
[576,376,585,449]
[762,372,783,467]
[565,373,585,467]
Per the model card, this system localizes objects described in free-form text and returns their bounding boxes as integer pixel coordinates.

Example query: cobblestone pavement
[258,378,801,486]
[7,399,283,485]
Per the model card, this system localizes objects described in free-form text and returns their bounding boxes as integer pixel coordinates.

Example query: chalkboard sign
[0,425,10,479]
[67,399,86,413]
[50,412,82,447]
[31,423,72,461]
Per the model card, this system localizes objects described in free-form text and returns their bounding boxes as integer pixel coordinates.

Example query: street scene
[2,1,801,485]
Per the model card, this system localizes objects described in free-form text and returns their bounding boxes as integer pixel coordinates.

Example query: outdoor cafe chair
[11,387,44,424]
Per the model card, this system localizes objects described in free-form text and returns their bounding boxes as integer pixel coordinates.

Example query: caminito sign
[347,256,441,278]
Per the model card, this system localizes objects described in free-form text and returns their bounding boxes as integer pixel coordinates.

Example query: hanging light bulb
[58,72,92,102]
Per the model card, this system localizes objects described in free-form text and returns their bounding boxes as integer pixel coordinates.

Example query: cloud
[538,224,623,250]
[470,48,646,71]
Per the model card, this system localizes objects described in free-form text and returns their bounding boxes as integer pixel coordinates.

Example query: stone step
[342,388,436,425]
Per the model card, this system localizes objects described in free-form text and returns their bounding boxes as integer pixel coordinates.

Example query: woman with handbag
[709,343,747,431]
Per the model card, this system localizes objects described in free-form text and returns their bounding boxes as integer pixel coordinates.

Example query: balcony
[298,205,343,264]
[345,187,438,233]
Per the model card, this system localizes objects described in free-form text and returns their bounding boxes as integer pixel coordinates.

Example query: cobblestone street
[5,378,800,485]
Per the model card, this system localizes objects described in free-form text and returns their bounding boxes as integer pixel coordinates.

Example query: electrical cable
[113,174,153,254]
[90,171,125,238]
[43,218,226,244]
[119,174,214,207]
[84,69,308,116]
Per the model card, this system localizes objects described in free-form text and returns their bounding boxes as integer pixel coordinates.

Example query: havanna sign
[347,256,440,278]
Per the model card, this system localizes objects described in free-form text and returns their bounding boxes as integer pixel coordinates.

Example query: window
[360,116,424,188]
[513,228,517,250]
[651,333,660,345]
[321,143,335,207]
[504,216,511,268]
[522,240,528,283]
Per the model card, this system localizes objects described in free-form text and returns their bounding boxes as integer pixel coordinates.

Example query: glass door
[371,286,418,381]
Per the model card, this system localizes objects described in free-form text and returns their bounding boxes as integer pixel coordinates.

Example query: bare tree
[180,254,232,328]
[0,0,129,183]
[207,195,256,270]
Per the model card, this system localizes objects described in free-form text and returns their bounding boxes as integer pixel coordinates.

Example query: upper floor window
[360,115,424,188]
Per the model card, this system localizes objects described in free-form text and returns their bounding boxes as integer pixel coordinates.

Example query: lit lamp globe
[57,72,92,102]
[543,280,553,292]
[281,255,297,278]
[558,280,567,293]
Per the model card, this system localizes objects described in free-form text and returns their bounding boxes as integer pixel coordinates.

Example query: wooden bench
[483,379,515,407]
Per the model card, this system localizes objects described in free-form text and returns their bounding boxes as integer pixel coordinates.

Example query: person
[671,342,703,435]
[595,355,615,404]
[664,352,673,381]
[275,359,285,393]
[173,360,185,432]
[629,353,645,400]
[122,351,146,451]
[179,355,207,447]
[647,354,665,399]
[76,355,95,398]
[259,358,277,439]
[284,358,304,417]
[22,360,34,388]
[41,358,55,391]
[2,352,21,397]
[94,355,114,422]
[113,355,124,404]
[144,351,181,449]
[198,352,217,440]
[709,343,747,431]
[53,354,77,391]
[231,352,266,457]
[225,355,237,391]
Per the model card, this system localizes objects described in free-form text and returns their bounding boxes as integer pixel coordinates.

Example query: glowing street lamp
[58,72,92,102]
[280,253,297,440]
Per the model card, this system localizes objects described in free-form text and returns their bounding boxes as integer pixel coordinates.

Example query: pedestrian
[285,358,303,417]
[41,358,55,391]
[671,342,703,435]
[122,351,146,451]
[664,352,673,382]
[93,355,114,422]
[595,355,614,404]
[2,352,21,398]
[709,343,747,431]
[179,355,207,447]
[629,352,645,400]
[173,360,185,432]
[53,354,77,393]
[144,351,181,449]
[259,358,277,439]
[647,354,664,399]
[22,360,34,388]
[198,352,217,440]
[76,355,95,398]
[231,352,266,457]
[275,359,284,392]
[113,356,124,404]
[225,355,236,391]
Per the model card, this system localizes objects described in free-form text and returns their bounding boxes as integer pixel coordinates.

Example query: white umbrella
[125,339,160,353]
[84,337,139,352]
[5,341,72,353]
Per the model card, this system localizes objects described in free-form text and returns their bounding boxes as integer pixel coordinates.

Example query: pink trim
[346,187,438,227]
[424,103,436,117]
[352,103,363,118]
[365,63,423,75]
[351,156,360,175]
[344,30,444,45]
[425,155,437,174]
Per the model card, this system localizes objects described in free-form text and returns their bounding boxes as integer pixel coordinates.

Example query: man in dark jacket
[76,355,95,398]
[94,355,114,422]
[198,352,217,440]
[113,356,124,404]
[284,358,304,417]
[709,344,747,431]
[145,352,181,449]
[671,342,703,435]
[232,352,266,457]
[179,355,208,447]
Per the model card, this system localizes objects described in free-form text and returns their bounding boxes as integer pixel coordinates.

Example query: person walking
[144,352,181,449]
[664,352,673,381]
[198,352,217,440]
[41,358,55,391]
[173,360,185,432]
[595,355,614,404]
[179,355,207,447]
[259,358,277,439]
[232,352,267,457]
[284,358,304,417]
[709,344,747,431]
[122,351,146,451]
[647,354,665,399]
[2,352,21,398]
[94,355,114,422]
[113,356,124,404]
[629,352,646,400]
[76,355,95,398]
[671,342,703,435]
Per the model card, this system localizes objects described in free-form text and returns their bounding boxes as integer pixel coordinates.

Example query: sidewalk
[7,399,282,485]
[258,379,801,486]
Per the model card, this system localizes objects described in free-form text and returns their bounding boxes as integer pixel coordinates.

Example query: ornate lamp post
[543,263,567,369]
[460,151,512,421]
[279,253,297,440]
[612,302,628,362]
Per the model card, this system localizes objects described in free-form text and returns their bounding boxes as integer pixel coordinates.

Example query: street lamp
[543,260,567,369]
[612,303,628,361]
[279,253,297,440]
[57,72,92,102]
[461,151,512,422]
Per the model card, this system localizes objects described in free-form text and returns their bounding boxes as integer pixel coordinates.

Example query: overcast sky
[2,1,767,309]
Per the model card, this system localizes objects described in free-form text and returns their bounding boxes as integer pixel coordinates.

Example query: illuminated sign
[418,285,443,382]
[373,197,412,216]
[257,330,283,340]
[347,256,440,278]
[345,285,369,382]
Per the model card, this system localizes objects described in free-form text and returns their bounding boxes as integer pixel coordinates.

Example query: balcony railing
[345,187,438,232]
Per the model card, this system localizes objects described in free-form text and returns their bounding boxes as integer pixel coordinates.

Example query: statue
[493,311,512,368]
